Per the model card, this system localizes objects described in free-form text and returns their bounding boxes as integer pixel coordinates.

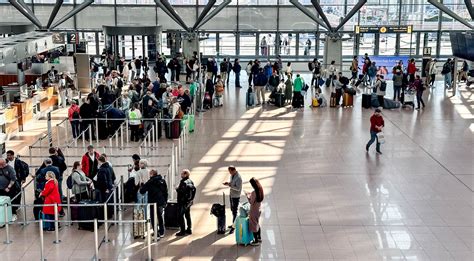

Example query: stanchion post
[53,204,61,244]
[3,204,12,244]
[94,219,99,260]
[95,118,99,146]
[120,124,124,147]
[155,118,159,143]
[120,176,125,207]
[113,190,117,221]
[126,119,129,144]
[153,203,158,242]
[39,220,45,261]
[88,127,93,147]
[82,129,86,148]
[67,189,71,226]
[28,146,32,169]
[103,203,109,243]
[21,187,27,226]
[147,219,152,261]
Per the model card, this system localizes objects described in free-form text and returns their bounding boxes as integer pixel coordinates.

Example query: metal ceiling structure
[428,0,474,30]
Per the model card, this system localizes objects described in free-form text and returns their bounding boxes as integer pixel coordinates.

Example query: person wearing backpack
[68,100,81,138]
[0,158,19,221]
[175,169,195,236]
[69,161,92,201]
[139,169,168,237]
[442,59,452,89]
[374,74,386,109]
[6,150,29,184]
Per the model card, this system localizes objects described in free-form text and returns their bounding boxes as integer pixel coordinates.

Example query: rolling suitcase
[362,93,371,109]
[133,207,146,239]
[77,200,103,231]
[210,193,226,234]
[246,88,255,107]
[33,197,43,220]
[165,120,180,139]
[187,114,195,132]
[234,216,254,246]
[292,92,304,108]
[342,93,353,107]
[330,93,337,107]
[164,202,180,229]
[274,93,285,108]
[0,196,12,226]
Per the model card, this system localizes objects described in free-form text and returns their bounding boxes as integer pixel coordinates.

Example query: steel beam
[465,0,474,21]
[154,0,184,27]
[334,0,367,32]
[192,0,216,30]
[50,0,94,29]
[46,0,64,29]
[195,0,232,29]
[159,0,190,31]
[289,0,329,31]
[9,0,43,29]
[311,0,333,31]
[428,0,474,29]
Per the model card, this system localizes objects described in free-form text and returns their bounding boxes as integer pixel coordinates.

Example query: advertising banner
[359,56,409,79]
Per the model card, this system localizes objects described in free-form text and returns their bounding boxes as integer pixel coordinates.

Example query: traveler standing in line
[365,108,384,155]
[428,59,437,88]
[368,62,377,86]
[442,58,452,89]
[246,177,264,246]
[176,169,195,236]
[95,156,113,203]
[70,161,92,200]
[392,70,403,101]
[129,103,142,142]
[135,56,142,79]
[58,73,67,108]
[0,158,18,221]
[134,159,150,204]
[407,58,417,83]
[246,61,253,87]
[254,68,268,106]
[284,75,293,104]
[413,75,425,110]
[139,169,168,238]
[350,56,359,84]
[223,165,242,234]
[220,58,229,86]
[373,74,386,109]
[40,171,62,231]
[68,100,81,139]
[233,59,242,88]
[81,145,100,179]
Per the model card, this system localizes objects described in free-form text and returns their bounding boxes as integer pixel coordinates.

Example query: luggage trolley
[401,87,415,109]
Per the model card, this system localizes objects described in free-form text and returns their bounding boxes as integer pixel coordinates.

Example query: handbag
[376,132,385,144]
[318,78,325,87]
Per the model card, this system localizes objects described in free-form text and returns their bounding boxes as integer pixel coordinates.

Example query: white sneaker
[11,214,17,222]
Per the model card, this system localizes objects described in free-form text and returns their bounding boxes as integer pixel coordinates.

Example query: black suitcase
[77,200,103,231]
[164,202,180,229]
[33,197,43,220]
[292,92,304,108]
[362,93,371,109]
[274,93,285,107]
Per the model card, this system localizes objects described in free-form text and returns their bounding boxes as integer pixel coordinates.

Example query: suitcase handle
[222,192,225,207]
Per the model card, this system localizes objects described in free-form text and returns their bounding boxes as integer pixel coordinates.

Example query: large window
[439,32,452,56]
[201,33,217,56]
[240,33,256,56]
[219,33,236,56]
[298,33,316,57]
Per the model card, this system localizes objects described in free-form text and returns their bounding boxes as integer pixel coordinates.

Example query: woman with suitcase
[246,178,264,246]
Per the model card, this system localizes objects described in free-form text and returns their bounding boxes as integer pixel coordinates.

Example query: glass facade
[0,0,470,57]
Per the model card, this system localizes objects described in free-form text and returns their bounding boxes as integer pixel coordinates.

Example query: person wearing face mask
[81,145,100,180]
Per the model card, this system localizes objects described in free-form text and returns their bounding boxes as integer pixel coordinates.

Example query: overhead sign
[355,25,413,34]
[67,32,79,44]
[52,33,65,44]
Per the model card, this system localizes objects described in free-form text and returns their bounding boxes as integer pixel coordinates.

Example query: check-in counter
[3,106,18,135]
[12,98,33,130]
[37,85,58,111]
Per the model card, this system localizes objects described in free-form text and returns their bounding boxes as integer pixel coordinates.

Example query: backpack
[186,182,196,202]
[117,78,123,88]
[66,171,78,190]
[15,158,30,181]
[380,81,387,92]
[72,110,80,119]
[441,63,450,75]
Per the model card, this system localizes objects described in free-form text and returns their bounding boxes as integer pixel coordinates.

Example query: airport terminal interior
[0,0,473,260]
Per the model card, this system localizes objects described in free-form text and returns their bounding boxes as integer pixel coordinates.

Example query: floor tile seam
[381,112,473,192]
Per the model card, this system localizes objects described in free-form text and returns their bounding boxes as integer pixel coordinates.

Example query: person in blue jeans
[366,109,385,154]
[223,165,242,234]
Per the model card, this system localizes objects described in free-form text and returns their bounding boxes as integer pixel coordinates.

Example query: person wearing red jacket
[68,100,81,138]
[81,145,100,179]
[366,109,385,154]
[407,58,417,83]
[40,171,62,231]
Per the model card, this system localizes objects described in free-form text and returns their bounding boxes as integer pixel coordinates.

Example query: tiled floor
[0,74,472,260]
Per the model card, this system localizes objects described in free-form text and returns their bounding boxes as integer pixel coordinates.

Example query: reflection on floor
[0,75,472,260]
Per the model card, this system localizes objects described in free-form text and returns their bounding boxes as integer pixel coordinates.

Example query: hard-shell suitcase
[133,208,146,239]
[362,93,371,109]
[77,200,103,231]
[211,192,226,234]
[187,114,195,132]
[246,89,255,107]
[33,197,43,220]
[234,216,254,246]
[330,93,337,107]
[342,93,353,107]
[164,202,180,229]
[165,120,180,139]
[0,196,12,226]
[292,92,304,108]
[274,93,285,107]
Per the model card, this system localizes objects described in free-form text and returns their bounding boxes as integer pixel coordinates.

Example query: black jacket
[96,164,113,193]
[140,175,168,207]
[176,177,195,206]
